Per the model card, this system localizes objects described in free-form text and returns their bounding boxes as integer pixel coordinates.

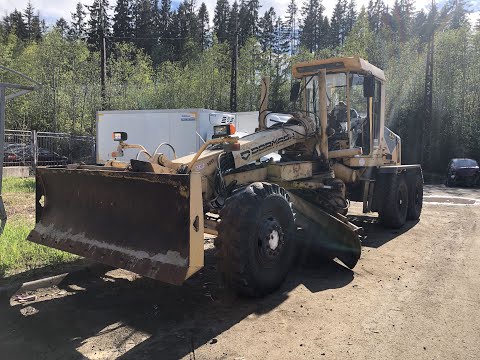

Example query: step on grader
[28,57,423,296]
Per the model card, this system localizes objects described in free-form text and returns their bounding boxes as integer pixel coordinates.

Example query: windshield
[303,72,371,152]
[453,159,478,167]
[304,73,348,118]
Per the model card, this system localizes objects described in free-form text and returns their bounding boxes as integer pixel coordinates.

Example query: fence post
[69,134,73,164]
[32,130,38,172]
[92,136,96,164]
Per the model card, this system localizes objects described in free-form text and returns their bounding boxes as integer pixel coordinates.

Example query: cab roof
[292,56,386,82]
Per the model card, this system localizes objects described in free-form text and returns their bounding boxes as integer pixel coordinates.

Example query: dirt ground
[1,184,479,360]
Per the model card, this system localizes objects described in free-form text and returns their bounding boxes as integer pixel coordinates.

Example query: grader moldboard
[28,57,423,296]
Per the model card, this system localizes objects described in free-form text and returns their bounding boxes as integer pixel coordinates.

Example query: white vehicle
[96,109,236,164]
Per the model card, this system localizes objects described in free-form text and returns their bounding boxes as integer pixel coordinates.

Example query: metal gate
[3,129,95,168]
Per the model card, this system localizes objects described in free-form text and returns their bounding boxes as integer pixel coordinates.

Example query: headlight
[214,125,228,136]
[213,124,236,138]
[113,131,128,142]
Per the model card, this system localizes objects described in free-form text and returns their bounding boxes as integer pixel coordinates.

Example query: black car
[3,143,68,166]
[445,158,479,187]
[3,143,31,164]
[37,148,68,165]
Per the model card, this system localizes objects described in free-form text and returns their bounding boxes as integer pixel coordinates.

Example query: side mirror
[290,81,301,102]
[363,75,375,98]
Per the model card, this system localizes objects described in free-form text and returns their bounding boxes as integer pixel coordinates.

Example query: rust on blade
[28,167,204,285]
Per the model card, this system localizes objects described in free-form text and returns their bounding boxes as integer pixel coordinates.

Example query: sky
[1,0,479,27]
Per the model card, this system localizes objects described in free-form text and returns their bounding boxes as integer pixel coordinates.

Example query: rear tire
[407,174,423,221]
[378,175,408,229]
[216,182,296,297]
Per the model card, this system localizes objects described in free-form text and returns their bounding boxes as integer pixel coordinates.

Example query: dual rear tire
[379,173,423,229]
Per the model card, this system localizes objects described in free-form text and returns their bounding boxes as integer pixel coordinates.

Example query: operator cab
[291,57,385,157]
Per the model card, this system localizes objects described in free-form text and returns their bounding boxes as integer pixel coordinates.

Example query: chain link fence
[3,129,95,168]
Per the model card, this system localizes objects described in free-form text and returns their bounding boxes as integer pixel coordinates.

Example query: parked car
[3,151,18,163]
[3,143,68,166]
[445,158,479,187]
[37,148,68,165]
[7,144,33,164]
[3,143,28,164]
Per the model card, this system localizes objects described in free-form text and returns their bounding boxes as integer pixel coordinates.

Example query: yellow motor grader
[28,57,423,296]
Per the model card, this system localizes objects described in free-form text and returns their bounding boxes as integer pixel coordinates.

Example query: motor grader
[28,57,423,296]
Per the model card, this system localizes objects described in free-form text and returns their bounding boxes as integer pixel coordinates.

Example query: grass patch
[1,177,78,277]
[0,217,77,277]
[2,177,35,193]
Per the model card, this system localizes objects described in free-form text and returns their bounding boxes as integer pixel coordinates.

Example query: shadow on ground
[348,215,419,248]
[0,258,91,287]
[0,214,412,359]
[0,251,354,359]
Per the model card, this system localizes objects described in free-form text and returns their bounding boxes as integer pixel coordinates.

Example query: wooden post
[258,76,270,131]
[318,69,328,160]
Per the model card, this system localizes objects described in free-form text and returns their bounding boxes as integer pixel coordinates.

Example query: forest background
[1,0,479,171]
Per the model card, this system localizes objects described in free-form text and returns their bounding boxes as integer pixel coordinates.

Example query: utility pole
[100,1,107,109]
[230,18,238,113]
[421,0,436,168]
[422,33,434,166]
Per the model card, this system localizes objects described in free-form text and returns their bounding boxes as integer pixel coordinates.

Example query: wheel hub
[258,217,284,260]
[268,230,280,250]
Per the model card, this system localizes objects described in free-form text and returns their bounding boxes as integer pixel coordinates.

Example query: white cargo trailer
[96,109,236,164]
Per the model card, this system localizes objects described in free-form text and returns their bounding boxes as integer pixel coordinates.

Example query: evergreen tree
[55,18,70,37]
[87,0,111,52]
[185,0,199,42]
[214,0,230,42]
[391,0,414,42]
[411,10,428,42]
[259,7,276,52]
[238,0,260,46]
[158,0,172,37]
[449,0,469,29]
[24,1,35,40]
[151,0,161,33]
[132,0,155,53]
[31,12,43,41]
[322,15,331,48]
[401,0,415,35]
[285,0,298,54]
[367,0,384,33]
[113,0,133,39]
[274,17,290,54]
[300,0,326,52]
[197,3,210,50]
[330,0,347,47]
[155,0,173,62]
[345,0,357,35]
[169,0,199,61]
[3,10,28,40]
[70,2,87,40]
[227,1,239,45]
[343,6,375,59]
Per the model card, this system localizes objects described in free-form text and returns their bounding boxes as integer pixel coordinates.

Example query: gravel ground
[1,185,479,360]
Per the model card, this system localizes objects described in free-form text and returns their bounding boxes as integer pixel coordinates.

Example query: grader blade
[289,192,361,269]
[28,167,204,285]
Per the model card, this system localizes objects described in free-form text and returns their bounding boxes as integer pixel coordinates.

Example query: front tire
[216,182,296,297]
[407,173,423,220]
[378,175,408,229]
